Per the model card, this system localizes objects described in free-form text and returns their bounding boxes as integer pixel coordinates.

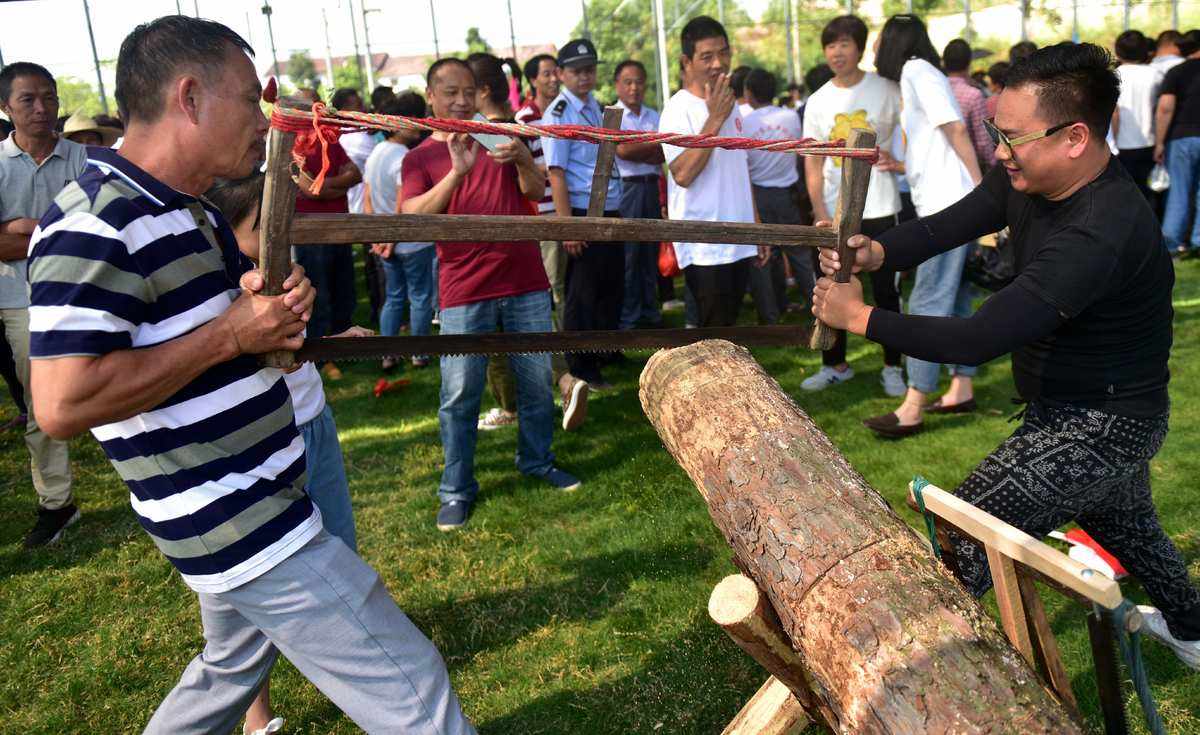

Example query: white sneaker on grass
[245,717,284,735]
[880,366,906,397]
[1137,605,1200,670]
[477,407,517,431]
[801,365,854,392]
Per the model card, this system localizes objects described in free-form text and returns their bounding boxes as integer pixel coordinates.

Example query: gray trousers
[749,185,803,324]
[1,306,73,510]
[145,531,475,735]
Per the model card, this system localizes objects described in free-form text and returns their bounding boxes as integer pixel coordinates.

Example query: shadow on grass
[411,542,714,663]
[476,611,762,735]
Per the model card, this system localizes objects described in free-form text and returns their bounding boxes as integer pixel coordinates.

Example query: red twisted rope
[270,101,879,194]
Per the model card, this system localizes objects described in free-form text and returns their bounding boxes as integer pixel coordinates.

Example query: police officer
[544,38,624,389]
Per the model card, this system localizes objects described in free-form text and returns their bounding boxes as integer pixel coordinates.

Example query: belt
[621,174,661,183]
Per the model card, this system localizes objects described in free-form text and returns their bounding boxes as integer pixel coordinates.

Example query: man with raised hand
[27,16,475,732]
[658,15,768,327]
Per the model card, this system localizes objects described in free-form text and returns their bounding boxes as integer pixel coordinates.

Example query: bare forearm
[515,158,543,201]
[549,168,573,216]
[0,233,30,261]
[944,122,982,184]
[617,142,665,164]
[1156,100,1175,147]
[669,148,715,188]
[32,318,238,438]
[401,171,463,214]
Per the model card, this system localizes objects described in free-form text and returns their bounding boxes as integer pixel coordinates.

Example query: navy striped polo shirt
[27,147,320,593]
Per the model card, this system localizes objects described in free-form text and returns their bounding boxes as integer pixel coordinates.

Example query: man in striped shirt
[27,16,473,734]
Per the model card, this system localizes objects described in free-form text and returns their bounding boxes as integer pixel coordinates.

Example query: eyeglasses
[983,118,1076,154]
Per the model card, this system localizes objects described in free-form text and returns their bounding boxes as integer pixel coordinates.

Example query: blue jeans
[299,404,357,552]
[618,177,663,329]
[906,243,978,394]
[438,290,555,504]
[380,246,435,340]
[1162,136,1200,250]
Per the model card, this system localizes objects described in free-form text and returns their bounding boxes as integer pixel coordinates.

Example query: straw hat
[62,110,122,147]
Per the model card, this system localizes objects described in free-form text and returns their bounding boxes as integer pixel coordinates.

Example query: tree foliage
[332,60,366,96]
[287,51,321,90]
[54,76,104,116]
[466,27,491,55]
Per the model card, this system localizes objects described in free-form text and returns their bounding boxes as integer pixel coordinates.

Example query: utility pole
[906,0,913,11]
[582,0,590,39]
[1020,0,1030,41]
[346,0,364,96]
[81,0,109,115]
[507,0,519,62]
[262,1,279,84]
[361,4,379,93]
[175,0,182,14]
[964,0,972,43]
[653,0,669,109]
[1123,0,1130,31]
[193,0,199,16]
[1173,0,1179,31]
[321,8,336,92]
[1071,0,1079,43]
[429,0,440,59]
[784,0,795,84]
[244,11,254,46]
[717,0,724,26]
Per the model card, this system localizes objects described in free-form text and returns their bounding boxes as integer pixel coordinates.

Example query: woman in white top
[868,14,983,437]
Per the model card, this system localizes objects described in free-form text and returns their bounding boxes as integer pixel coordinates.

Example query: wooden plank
[1015,565,1081,714]
[906,482,1123,609]
[721,676,810,735]
[258,127,299,369]
[1087,607,1131,735]
[708,574,838,730]
[987,545,1036,665]
[289,213,838,248]
[810,128,875,350]
[586,106,623,217]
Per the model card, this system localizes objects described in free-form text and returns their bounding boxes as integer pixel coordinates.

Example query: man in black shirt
[814,43,1200,668]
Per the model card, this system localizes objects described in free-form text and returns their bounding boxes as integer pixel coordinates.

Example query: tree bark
[639,341,1081,734]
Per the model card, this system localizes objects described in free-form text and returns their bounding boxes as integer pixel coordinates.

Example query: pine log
[722,676,810,735]
[639,340,1081,734]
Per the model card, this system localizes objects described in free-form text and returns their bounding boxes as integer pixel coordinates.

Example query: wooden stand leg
[708,574,833,730]
[809,128,875,350]
[1015,566,1080,714]
[986,545,1036,665]
[1087,606,1130,735]
[721,676,809,735]
[586,106,624,218]
[259,126,300,369]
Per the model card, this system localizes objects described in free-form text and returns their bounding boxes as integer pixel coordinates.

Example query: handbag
[658,242,682,278]
[963,230,1015,292]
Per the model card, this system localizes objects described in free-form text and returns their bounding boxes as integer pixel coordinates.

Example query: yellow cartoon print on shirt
[831,110,874,167]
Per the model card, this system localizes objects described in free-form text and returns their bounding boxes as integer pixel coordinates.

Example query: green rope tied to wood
[1110,600,1168,735]
[911,475,941,560]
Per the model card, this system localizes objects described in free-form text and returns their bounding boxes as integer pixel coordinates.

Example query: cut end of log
[709,574,764,627]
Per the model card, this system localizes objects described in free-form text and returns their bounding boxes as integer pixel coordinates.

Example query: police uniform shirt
[542,87,621,211]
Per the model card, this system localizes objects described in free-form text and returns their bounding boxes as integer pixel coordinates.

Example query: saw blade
[294,325,813,362]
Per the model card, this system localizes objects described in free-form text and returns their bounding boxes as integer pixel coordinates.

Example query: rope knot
[291,102,341,195]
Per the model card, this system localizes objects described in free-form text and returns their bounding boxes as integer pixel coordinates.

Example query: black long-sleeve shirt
[865,158,1173,418]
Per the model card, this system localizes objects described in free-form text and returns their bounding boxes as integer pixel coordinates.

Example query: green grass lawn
[2,258,1199,734]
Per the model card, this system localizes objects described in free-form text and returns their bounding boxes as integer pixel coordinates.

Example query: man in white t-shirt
[659,16,767,327]
[801,15,906,398]
[1151,30,1186,76]
[1114,30,1162,203]
[731,65,753,120]
[613,59,666,330]
[332,87,386,324]
[742,67,801,326]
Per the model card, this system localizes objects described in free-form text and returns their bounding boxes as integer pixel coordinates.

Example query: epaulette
[549,99,567,117]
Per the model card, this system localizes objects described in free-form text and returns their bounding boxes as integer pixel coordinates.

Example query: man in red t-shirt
[400,58,582,531]
[292,88,363,379]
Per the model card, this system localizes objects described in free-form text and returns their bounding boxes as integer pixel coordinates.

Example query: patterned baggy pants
[949,400,1200,641]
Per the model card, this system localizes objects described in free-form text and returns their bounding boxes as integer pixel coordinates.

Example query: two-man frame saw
[257,98,877,368]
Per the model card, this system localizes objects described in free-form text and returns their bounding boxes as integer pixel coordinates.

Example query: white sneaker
[880,366,906,397]
[245,717,284,735]
[477,407,517,431]
[1137,605,1200,670]
[801,365,854,392]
